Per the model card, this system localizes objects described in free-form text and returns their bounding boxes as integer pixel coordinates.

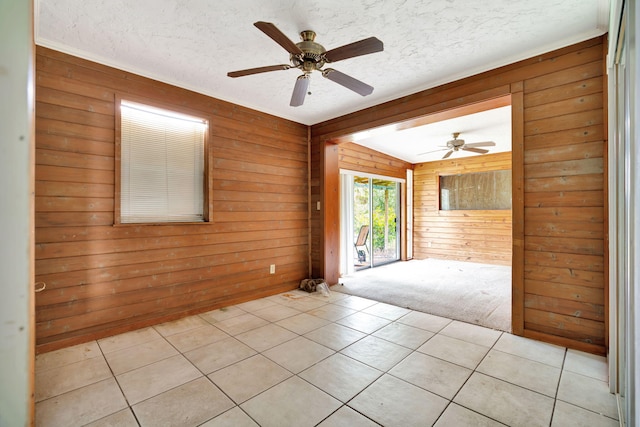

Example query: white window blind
[120,101,206,223]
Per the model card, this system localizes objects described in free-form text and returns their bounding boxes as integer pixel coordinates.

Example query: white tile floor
[35,290,619,426]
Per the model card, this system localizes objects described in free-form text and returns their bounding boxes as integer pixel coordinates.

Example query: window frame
[438,169,512,211]
[435,166,512,217]
[114,94,211,225]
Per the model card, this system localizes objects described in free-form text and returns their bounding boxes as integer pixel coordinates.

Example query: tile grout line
[431,330,507,426]
[96,337,142,426]
[547,347,569,427]
[552,349,620,423]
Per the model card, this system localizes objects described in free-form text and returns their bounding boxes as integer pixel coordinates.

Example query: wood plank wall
[311,36,607,354]
[338,142,412,180]
[413,152,512,265]
[34,47,309,353]
[521,47,606,353]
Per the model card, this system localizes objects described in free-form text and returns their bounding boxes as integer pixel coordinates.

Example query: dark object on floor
[299,278,327,293]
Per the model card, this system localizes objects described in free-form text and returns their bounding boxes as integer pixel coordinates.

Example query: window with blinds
[119,100,207,223]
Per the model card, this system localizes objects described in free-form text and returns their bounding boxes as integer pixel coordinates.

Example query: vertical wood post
[510,84,525,336]
[323,142,340,284]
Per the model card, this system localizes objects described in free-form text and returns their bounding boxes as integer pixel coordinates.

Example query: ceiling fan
[227,22,383,107]
[419,132,496,159]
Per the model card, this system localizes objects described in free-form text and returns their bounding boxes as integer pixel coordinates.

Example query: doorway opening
[335,95,515,332]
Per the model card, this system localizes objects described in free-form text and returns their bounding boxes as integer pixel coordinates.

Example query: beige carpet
[332,258,512,332]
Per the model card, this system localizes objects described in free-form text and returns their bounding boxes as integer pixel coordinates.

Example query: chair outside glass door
[354,224,370,266]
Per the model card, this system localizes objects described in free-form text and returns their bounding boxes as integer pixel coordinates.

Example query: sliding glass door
[346,175,400,271]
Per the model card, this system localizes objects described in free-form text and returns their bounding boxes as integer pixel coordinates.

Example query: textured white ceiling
[35,0,609,127]
[35,0,609,163]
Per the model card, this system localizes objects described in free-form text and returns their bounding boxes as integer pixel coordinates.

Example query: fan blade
[290,75,310,107]
[228,64,291,78]
[254,21,303,56]
[417,147,447,156]
[464,141,496,148]
[462,147,489,154]
[322,68,373,96]
[442,150,454,159]
[324,37,383,62]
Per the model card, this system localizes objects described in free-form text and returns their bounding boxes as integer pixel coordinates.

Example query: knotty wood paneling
[35,47,308,353]
[413,152,512,265]
[311,36,607,354]
[338,142,412,180]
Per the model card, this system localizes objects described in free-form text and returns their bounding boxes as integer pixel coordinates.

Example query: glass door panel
[372,179,399,266]
[353,176,371,270]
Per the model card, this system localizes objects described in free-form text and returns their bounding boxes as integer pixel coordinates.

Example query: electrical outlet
[270,264,276,274]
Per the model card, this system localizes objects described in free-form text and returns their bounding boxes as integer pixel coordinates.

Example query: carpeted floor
[332,258,512,332]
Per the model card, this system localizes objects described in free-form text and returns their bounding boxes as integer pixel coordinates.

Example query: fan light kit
[418,132,496,159]
[227,22,384,107]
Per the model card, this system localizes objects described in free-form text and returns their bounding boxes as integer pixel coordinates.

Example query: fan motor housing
[291,30,326,71]
[447,138,465,150]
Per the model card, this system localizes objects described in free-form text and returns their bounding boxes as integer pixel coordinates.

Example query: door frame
[321,94,521,331]
[0,0,36,423]
[339,171,404,275]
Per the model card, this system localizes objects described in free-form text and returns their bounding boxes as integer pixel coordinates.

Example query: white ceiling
[355,105,512,163]
[35,0,609,163]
